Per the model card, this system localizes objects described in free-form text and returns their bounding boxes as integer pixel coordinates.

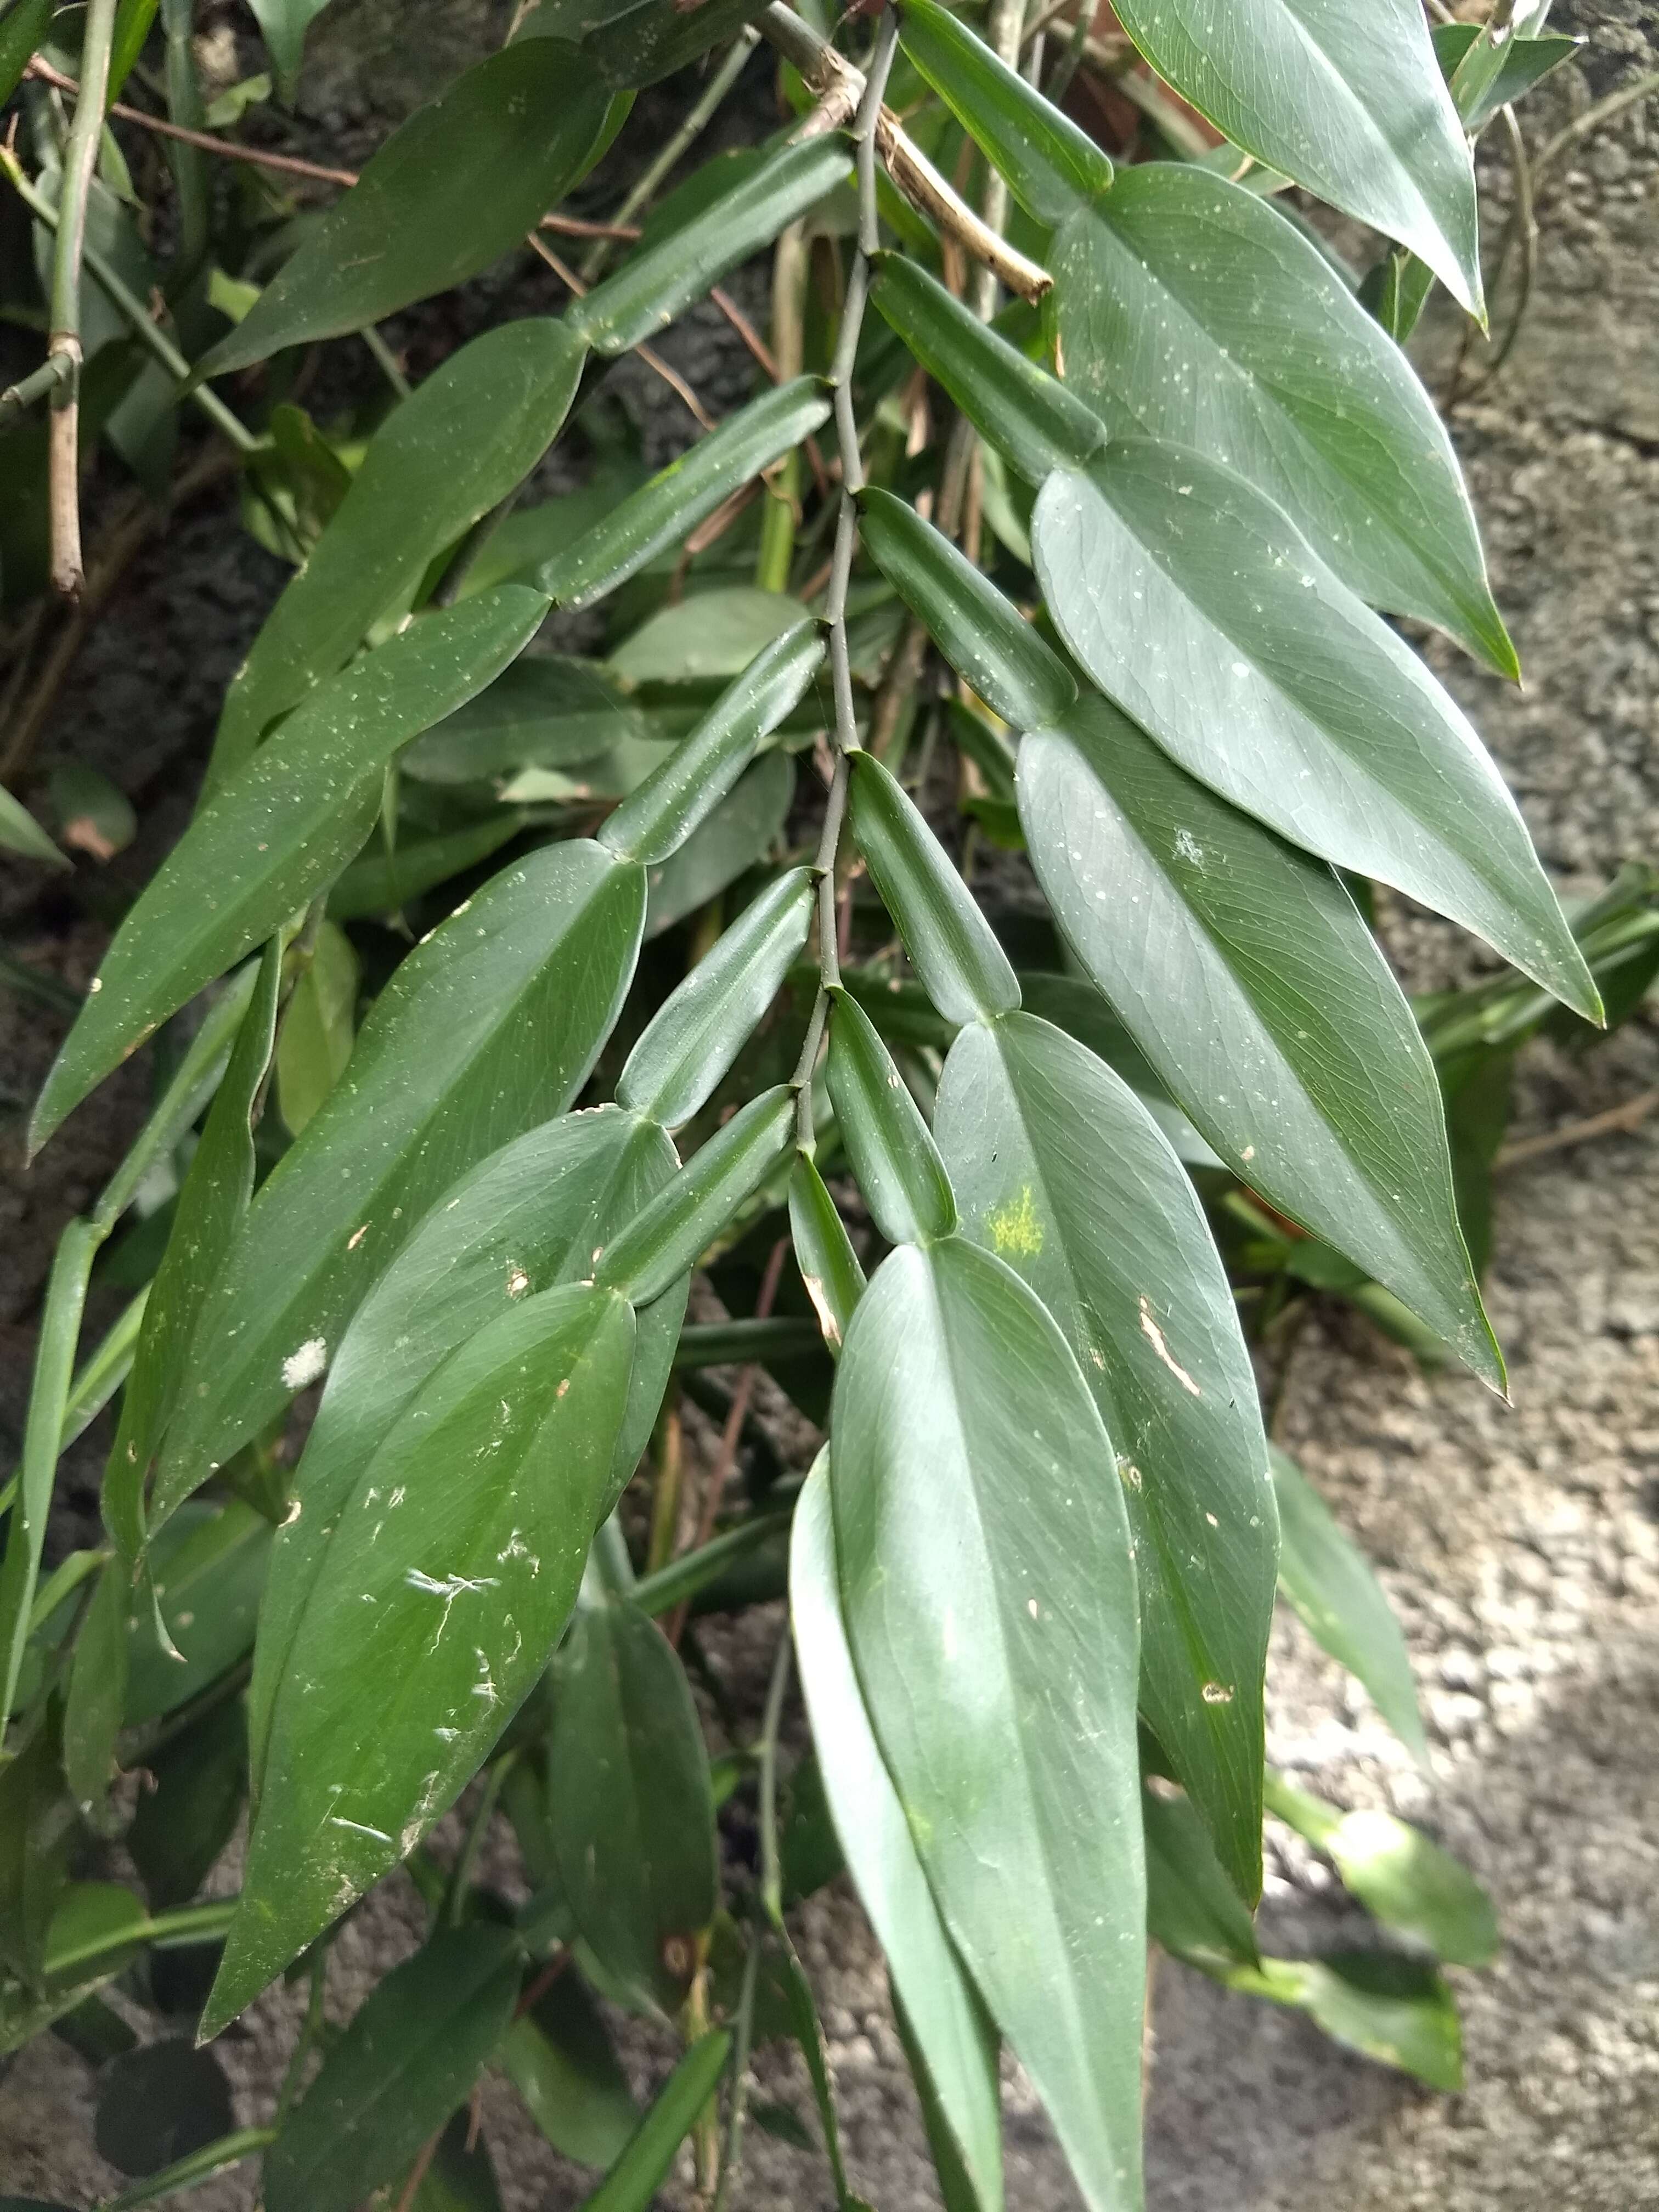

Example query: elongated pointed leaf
[793,1462,1003,2212]
[1020,696,1503,1386]
[246,1106,683,1814]
[603,621,824,866]
[899,0,1110,226]
[1269,1447,1430,1765]
[405,655,646,787]
[549,1596,717,2013]
[848,753,1018,1028]
[539,381,832,611]
[789,1156,866,1355]
[327,817,525,921]
[644,752,793,937]
[936,1012,1274,1903]
[32,592,546,1155]
[264,1926,522,2212]
[1141,1770,1260,1975]
[619,870,812,1127]
[1033,454,1596,1018]
[1228,1950,1462,2091]
[199,42,612,376]
[1109,0,1481,314]
[501,1971,639,2168]
[595,1085,793,1305]
[576,2030,731,2212]
[205,1284,634,2033]
[104,945,281,1564]
[825,990,955,1248]
[215,323,585,781]
[571,139,851,354]
[833,1235,1143,2212]
[156,840,646,1519]
[127,1700,246,1911]
[859,489,1075,732]
[1048,170,1513,673]
[869,261,1101,493]
[1432,21,1579,134]
[0,784,69,869]
[124,1502,272,1725]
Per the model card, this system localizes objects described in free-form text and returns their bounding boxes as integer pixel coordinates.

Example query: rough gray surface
[2,5,1657,2209]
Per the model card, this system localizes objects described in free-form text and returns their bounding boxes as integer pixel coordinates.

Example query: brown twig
[1497,1085,1659,1169]
[513,1949,571,2021]
[709,284,780,382]
[393,2131,441,2212]
[526,233,718,430]
[665,1237,789,1649]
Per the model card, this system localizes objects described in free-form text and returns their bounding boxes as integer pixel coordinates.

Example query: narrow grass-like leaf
[938,1013,1275,1903]
[326,819,524,921]
[789,1157,866,1356]
[1032,452,1596,1018]
[793,1462,1003,2212]
[213,323,585,781]
[549,1597,718,2013]
[869,259,1101,490]
[1269,1447,1430,1767]
[619,870,813,1127]
[825,990,955,1248]
[32,591,546,1154]
[833,1236,1142,2212]
[1048,171,1514,673]
[539,381,832,611]
[246,1107,682,1814]
[0,785,69,869]
[574,2030,731,2212]
[1227,1951,1462,2091]
[1432,20,1579,135]
[1020,697,1503,1387]
[898,0,1111,227]
[198,42,612,375]
[595,1086,794,1305]
[264,1926,522,2212]
[569,139,851,354]
[1109,0,1482,315]
[849,753,1018,1028]
[1141,1770,1260,1975]
[155,840,645,1520]
[205,1285,634,2033]
[858,489,1075,731]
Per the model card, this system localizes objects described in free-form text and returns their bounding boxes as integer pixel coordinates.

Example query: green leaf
[898,0,1111,227]
[404,655,648,788]
[264,1926,522,2212]
[123,1502,272,1725]
[1048,170,1514,674]
[411,2112,505,2212]
[571,139,851,354]
[848,752,1018,1029]
[327,817,525,922]
[792,1462,1003,2212]
[0,0,53,106]
[644,752,794,938]
[0,1714,75,1983]
[205,1284,635,2033]
[215,323,586,782]
[1269,1447,1430,1767]
[858,488,1076,731]
[154,838,646,1520]
[276,919,357,1137]
[197,43,612,376]
[246,0,334,97]
[1109,0,1482,315]
[246,1105,681,1816]
[1228,1951,1462,2092]
[1032,452,1596,1019]
[50,761,137,861]
[595,1084,793,1306]
[549,1596,718,2013]
[574,2029,731,2212]
[0,783,69,870]
[538,380,832,610]
[603,620,825,867]
[31,591,547,1154]
[127,1700,247,1910]
[0,1883,149,2056]
[63,1561,129,1826]
[1014,974,1220,1170]
[501,1969,639,2168]
[610,589,809,688]
[94,2039,235,2179]
[1020,697,1502,1387]
[1141,1769,1260,1976]
[1263,1771,1497,1967]
[1431,21,1580,135]
[103,945,281,1564]
[869,261,1101,493]
[788,1156,866,1356]
[936,1012,1276,1903]
[825,990,955,1248]
[619,869,814,1128]
[833,1235,1143,2212]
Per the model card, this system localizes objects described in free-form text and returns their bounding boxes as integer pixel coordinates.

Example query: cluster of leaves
[2,1,1654,2208]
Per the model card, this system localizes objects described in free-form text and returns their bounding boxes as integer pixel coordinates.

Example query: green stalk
[44,0,120,595]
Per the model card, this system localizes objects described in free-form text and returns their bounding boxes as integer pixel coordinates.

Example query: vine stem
[45,0,120,598]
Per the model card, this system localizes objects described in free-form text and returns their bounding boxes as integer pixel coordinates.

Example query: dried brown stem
[527,233,718,430]
[1498,1085,1659,1168]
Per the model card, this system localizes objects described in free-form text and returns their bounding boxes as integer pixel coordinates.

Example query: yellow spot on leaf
[989,1185,1043,1259]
